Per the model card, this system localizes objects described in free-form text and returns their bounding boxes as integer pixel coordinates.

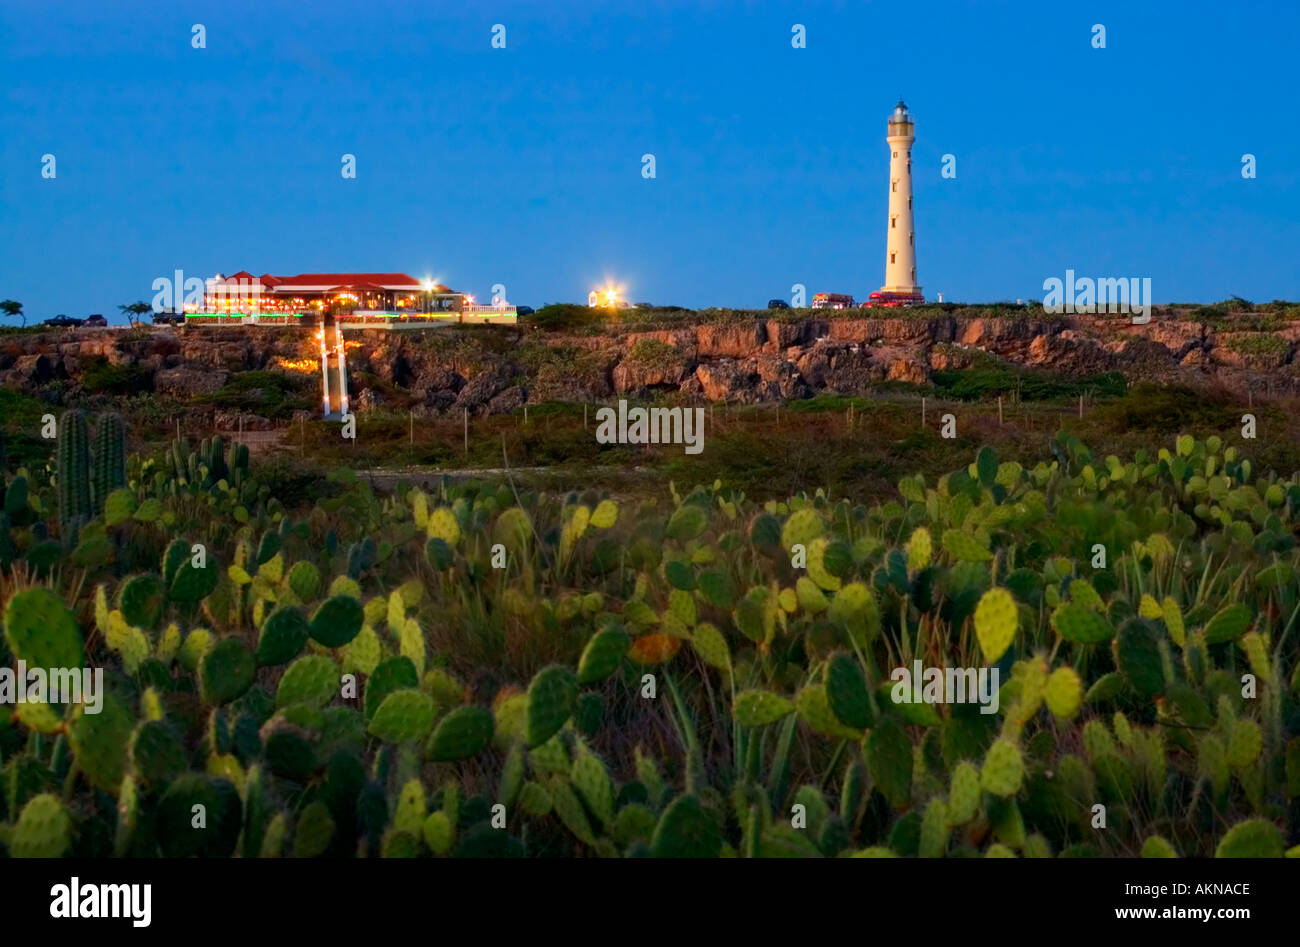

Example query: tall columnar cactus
[57,409,92,541]
[92,412,127,514]
[208,434,228,482]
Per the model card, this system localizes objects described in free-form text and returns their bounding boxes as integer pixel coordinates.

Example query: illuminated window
[893,151,898,158]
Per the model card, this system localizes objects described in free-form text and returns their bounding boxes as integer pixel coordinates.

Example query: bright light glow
[277,358,317,372]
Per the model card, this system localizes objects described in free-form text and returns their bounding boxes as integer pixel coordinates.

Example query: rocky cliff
[2,308,1295,419]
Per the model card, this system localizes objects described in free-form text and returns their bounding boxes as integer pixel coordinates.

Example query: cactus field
[0,409,1297,859]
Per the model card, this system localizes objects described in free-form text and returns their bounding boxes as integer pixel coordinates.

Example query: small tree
[118,301,152,327]
[0,300,23,327]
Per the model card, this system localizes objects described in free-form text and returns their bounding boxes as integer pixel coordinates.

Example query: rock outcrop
[2,306,1295,417]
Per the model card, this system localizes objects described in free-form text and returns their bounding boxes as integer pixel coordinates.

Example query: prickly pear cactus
[12,793,73,858]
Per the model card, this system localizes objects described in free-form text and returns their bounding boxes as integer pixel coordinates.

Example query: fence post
[921,396,926,427]
[998,395,1003,426]
[463,408,468,456]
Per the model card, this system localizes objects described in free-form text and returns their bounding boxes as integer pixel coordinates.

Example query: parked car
[84,314,108,327]
[151,310,184,325]
[767,298,790,309]
[44,314,84,327]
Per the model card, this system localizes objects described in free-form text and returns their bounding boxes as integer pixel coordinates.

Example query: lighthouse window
[893,151,898,158]
[909,197,912,209]
[910,232,914,246]
[890,252,896,264]
[891,217,896,229]
[892,180,897,192]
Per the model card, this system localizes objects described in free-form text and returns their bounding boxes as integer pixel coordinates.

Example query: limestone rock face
[155,366,228,396]
[6,307,1300,418]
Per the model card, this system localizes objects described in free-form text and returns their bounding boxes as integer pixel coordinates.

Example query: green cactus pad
[368,689,435,743]
[364,656,419,722]
[1050,601,1114,644]
[780,507,823,551]
[946,761,981,825]
[287,560,321,601]
[796,684,862,739]
[4,587,84,670]
[651,794,722,857]
[1140,836,1178,857]
[114,774,139,857]
[576,626,629,684]
[276,655,340,709]
[1116,621,1164,697]
[421,810,454,854]
[517,780,553,816]
[867,716,913,810]
[169,551,219,602]
[733,690,796,728]
[130,719,187,786]
[156,774,242,857]
[980,739,1024,797]
[263,727,320,780]
[825,582,880,647]
[824,651,873,729]
[526,665,578,747]
[689,621,731,670]
[1043,667,1083,719]
[393,778,426,835]
[66,692,133,792]
[309,594,364,647]
[292,801,336,857]
[918,797,950,858]
[117,574,165,630]
[200,638,255,705]
[974,587,1018,663]
[257,605,312,666]
[1214,818,1283,857]
[426,705,494,761]
[1203,603,1252,644]
[570,751,615,828]
[12,793,72,858]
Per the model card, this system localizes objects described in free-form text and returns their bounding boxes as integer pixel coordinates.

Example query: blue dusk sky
[2,0,1298,322]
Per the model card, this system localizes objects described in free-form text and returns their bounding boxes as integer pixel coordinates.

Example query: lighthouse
[881,100,921,299]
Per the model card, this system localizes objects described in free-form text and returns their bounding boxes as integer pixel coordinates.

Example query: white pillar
[335,325,349,417]
[318,329,331,416]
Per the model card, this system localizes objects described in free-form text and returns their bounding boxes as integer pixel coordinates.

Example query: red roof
[270,273,422,289]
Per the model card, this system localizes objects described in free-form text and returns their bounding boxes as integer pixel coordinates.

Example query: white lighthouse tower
[881,100,921,299]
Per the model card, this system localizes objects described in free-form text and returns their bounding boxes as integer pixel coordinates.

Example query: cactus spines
[92,412,127,514]
[57,408,92,540]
